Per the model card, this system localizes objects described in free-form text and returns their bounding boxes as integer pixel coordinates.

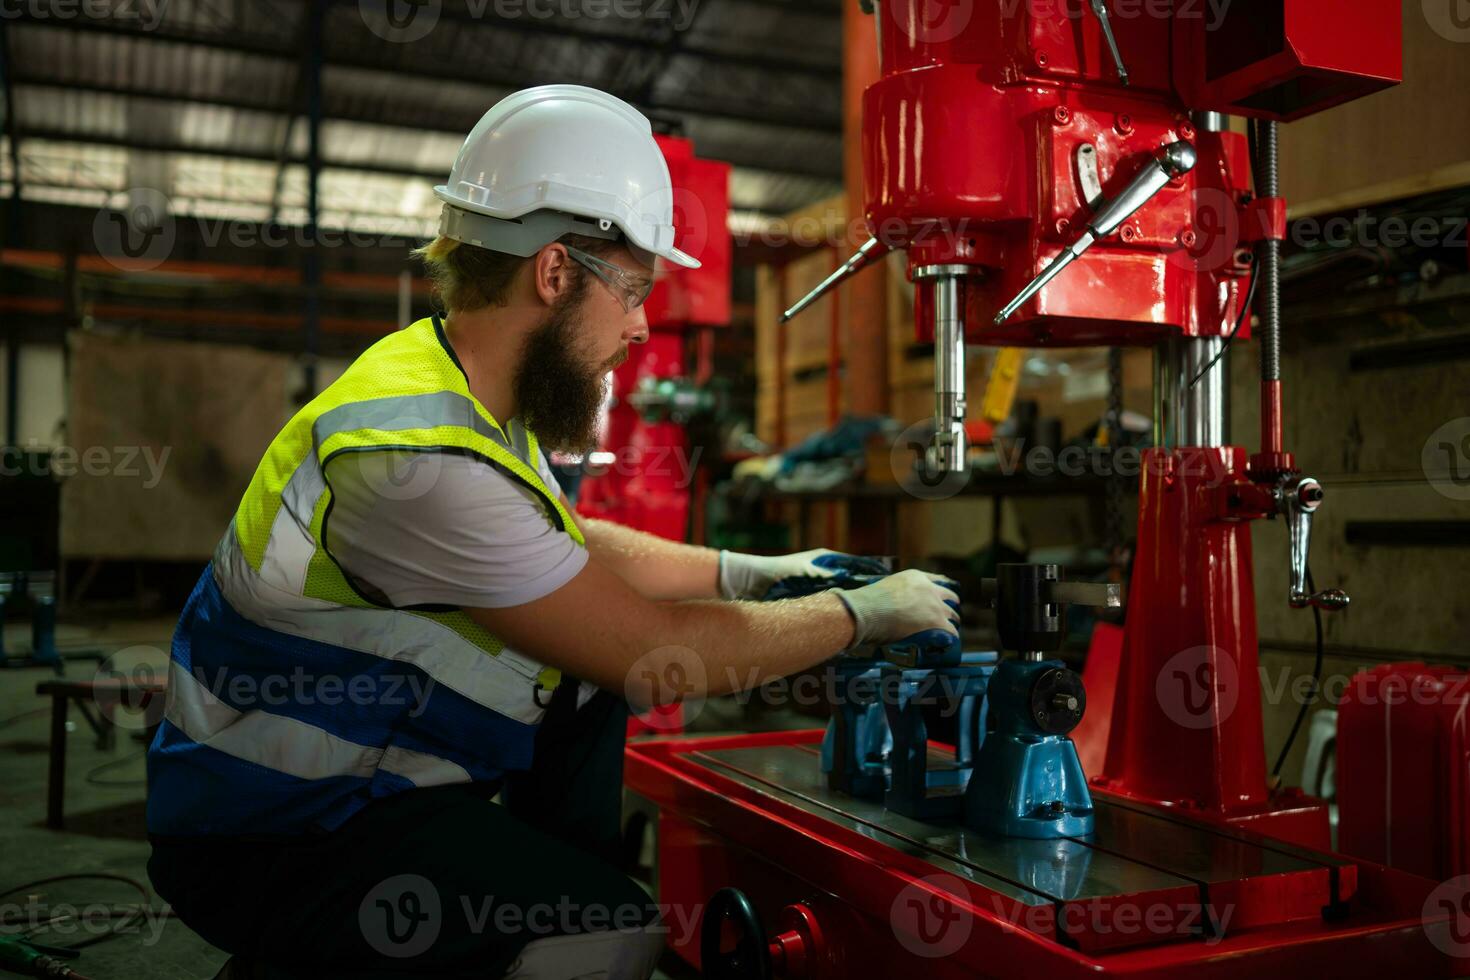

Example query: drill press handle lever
[995,140,1197,324]
[1282,477,1351,611]
[779,236,890,323]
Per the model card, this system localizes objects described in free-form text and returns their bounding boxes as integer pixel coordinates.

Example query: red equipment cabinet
[1338,664,1470,881]
[577,134,731,544]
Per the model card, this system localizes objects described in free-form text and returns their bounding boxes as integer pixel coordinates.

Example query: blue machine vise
[793,560,1118,840]
[965,656,1093,838]
[822,621,998,820]
[963,564,1120,839]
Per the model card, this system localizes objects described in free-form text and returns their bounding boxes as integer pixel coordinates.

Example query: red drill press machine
[626,2,1459,976]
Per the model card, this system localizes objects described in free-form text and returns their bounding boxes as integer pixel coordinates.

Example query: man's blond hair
[412,233,619,313]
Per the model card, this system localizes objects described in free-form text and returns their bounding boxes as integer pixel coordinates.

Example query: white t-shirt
[323,421,588,610]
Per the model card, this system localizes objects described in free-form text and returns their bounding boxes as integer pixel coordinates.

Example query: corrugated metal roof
[7,0,844,232]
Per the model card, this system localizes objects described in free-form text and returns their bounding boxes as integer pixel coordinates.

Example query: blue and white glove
[717,549,890,600]
[836,569,961,648]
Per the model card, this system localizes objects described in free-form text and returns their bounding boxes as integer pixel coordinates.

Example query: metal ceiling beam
[18,130,835,215]
[12,77,845,182]
[22,128,455,181]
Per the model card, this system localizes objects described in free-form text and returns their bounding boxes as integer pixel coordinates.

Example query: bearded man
[144,85,959,980]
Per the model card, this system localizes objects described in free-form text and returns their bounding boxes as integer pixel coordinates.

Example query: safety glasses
[564,245,655,313]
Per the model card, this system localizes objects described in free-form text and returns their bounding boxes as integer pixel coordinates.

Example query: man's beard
[513,296,625,454]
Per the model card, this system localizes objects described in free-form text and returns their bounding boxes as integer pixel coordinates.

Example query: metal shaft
[929,270,968,472]
[1089,0,1129,86]
[994,234,1091,325]
[1174,337,1229,447]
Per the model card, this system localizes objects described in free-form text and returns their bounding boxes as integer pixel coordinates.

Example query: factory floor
[0,617,703,980]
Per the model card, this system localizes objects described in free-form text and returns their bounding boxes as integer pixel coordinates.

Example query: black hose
[1272,568,1325,781]
[1190,255,1259,388]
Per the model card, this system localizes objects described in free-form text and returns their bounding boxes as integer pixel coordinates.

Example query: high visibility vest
[146,315,586,836]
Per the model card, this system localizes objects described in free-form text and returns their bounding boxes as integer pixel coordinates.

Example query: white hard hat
[434,84,700,269]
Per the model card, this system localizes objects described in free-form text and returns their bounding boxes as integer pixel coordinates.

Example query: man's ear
[531,244,574,307]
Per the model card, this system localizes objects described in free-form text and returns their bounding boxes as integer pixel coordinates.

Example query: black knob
[1029,668,1087,736]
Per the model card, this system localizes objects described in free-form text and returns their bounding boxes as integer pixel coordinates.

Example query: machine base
[627,730,1459,979]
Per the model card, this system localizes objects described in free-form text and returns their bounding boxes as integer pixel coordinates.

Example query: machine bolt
[1036,50,1050,68]
[1052,694,1079,712]
[1120,225,1138,243]
[1115,114,1133,135]
[1053,106,1071,125]
[1180,230,1198,248]
[1180,122,1196,140]
[1234,248,1253,266]
[1055,218,1070,235]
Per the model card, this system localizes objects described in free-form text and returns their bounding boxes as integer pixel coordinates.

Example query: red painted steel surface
[1072,621,1123,777]
[1338,664,1470,882]
[1092,446,1331,848]
[626,730,1458,978]
[1172,0,1402,121]
[863,0,1399,344]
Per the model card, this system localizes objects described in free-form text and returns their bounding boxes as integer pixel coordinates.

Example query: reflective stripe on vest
[147,317,586,836]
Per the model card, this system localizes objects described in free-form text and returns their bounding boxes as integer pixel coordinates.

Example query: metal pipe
[1153,342,1184,450]
[1152,343,1165,449]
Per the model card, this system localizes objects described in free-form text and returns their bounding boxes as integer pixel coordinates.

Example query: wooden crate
[757,370,838,448]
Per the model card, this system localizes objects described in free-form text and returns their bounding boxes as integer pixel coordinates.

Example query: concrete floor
[0,618,699,980]
[0,618,224,979]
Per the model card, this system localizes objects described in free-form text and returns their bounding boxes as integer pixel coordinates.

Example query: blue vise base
[965,657,1095,839]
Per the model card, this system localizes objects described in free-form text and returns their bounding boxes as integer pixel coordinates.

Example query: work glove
[718,549,891,601]
[835,569,961,648]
